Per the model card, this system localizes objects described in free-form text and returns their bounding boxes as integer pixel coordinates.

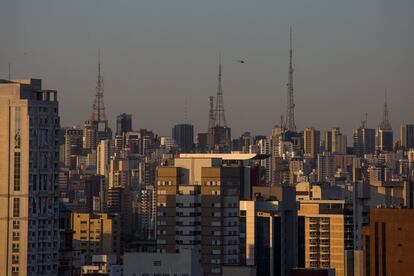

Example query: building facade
[0,79,60,275]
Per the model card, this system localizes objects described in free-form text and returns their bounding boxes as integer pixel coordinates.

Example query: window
[14,152,21,191]
[13,198,20,217]
[13,220,20,229]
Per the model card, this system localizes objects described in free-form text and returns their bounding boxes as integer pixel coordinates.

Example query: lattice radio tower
[379,90,391,130]
[91,49,108,127]
[214,55,227,127]
[286,27,296,132]
[208,96,215,131]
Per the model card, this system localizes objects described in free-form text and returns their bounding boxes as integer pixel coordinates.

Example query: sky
[1,0,413,139]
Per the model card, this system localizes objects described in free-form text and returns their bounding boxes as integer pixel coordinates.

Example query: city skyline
[2,2,414,276]
[1,0,413,138]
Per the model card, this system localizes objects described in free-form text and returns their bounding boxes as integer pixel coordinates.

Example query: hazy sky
[1,0,413,138]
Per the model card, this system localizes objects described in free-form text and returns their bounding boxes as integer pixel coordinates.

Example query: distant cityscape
[1,29,414,276]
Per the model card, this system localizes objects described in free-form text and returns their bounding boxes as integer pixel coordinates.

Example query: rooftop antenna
[8,62,11,80]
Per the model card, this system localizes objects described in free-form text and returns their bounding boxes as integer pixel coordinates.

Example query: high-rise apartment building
[240,198,298,276]
[83,120,98,151]
[63,127,83,169]
[298,200,353,276]
[324,131,332,152]
[116,113,132,136]
[353,126,375,158]
[400,124,414,150]
[257,137,272,184]
[139,185,157,240]
[172,123,194,152]
[97,139,111,178]
[304,127,320,160]
[156,155,247,275]
[0,79,60,275]
[375,128,393,152]
[317,152,336,182]
[331,128,347,154]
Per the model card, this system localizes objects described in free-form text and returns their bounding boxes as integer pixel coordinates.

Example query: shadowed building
[116,113,132,136]
[172,123,194,152]
[400,124,414,150]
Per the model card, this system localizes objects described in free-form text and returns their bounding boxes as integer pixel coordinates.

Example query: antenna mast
[214,54,227,127]
[379,89,391,130]
[208,96,215,131]
[286,26,296,132]
[91,49,108,127]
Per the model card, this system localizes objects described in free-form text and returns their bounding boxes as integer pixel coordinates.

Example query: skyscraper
[353,123,375,158]
[298,200,353,276]
[331,128,347,154]
[116,113,132,136]
[400,124,414,150]
[63,127,83,169]
[317,152,336,182]
[304,127,320,160]
[324,130,332,153]
[156,155,245,275]
[172,123,194,152]
[0,79,60,275]
[97,139,112,178]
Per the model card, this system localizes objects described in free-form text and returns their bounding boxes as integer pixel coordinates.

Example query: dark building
[196,132,208,152]
[353,126,375,158]
[400,124,414,149]
[172,123,194,152]
[58,203,80,276]
[116,113,132,136]
[363,208,414,276]
[210,126,231,152]
[324,130,332,152]
[376,128,393,152]
[63,127,83,169]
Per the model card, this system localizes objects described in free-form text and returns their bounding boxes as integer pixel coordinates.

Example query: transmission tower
[379,90,391,130]
[91,49,108,127]
[286,27,296,132]
[214,56,227,127]
[208,96,215,131]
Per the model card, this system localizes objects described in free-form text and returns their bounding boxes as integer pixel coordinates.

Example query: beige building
[298,200,353,276]
[304,127,320,160]
[332,128,347,154]
[96,139,111,178]
[0,79,60,275]
[71,212,121,262]
[156,155,246,275]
